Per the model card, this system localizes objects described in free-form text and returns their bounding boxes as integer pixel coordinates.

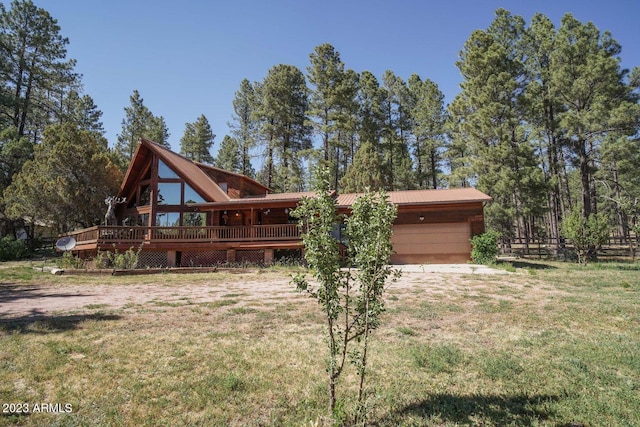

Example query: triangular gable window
[184,183,206,204]
[158,160,179,179]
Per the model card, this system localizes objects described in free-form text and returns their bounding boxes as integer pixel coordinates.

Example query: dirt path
[0,265,510,319]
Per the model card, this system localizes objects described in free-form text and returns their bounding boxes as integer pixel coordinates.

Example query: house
[64,138,491,266]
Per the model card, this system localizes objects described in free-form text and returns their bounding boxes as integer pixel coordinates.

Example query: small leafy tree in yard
[291,169,398,423]
[290,171,344,416]
[345,190,399,423]
[470,231,500,265]
[561,209,610,264]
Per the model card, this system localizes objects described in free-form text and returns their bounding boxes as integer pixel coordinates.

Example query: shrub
[106,246,142,270]
[561,209,610,264]
[0,236,30,261]
[92,251,110,269]
[470,231,500,264]
[57,251,86,269]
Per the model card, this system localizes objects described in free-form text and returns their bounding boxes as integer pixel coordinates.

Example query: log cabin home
[64,138,491,267]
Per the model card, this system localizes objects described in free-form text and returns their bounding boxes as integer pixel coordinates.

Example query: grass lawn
[0,260,638,426]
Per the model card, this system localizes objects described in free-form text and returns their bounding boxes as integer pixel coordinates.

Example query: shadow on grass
[0,310,121,334]
[505,260,557,270]
[376,392,561,426]
[0,282,95,304]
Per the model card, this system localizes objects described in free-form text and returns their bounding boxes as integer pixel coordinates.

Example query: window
[219,182,228,193]
[184,184,205,204]
[138,213,149,226]
[156,212,180,227]
[158,160,179,179]
[183,212,206,227]
[157,182,182,205]
[139,185,151,206]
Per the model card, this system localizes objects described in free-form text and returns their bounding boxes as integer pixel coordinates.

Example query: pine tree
[215,135,242,173]
[255,64,311,192]
[59,90,105,137]
[340,140,384,193]
[450,9,547,242]
[381,71,414,190]
[230,78,259,177]
[0,0,78,140]
[307,43,359,190]
[180,114,215,164]
[551,14,640,220]
[407,75,446,189]
[115,90,170,164]
[522,13,568,254]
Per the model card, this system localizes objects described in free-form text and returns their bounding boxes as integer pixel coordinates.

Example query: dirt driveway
[0,264,508,319]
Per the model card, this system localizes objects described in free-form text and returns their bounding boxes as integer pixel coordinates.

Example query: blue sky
[32,0,640,152]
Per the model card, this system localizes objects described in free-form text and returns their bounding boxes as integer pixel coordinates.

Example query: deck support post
[264,248,274,265]
[167,251,177,268]
[227,249,236,263]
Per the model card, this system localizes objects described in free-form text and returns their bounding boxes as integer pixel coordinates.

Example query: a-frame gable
[119,141,153,202]
[120,138,230,203]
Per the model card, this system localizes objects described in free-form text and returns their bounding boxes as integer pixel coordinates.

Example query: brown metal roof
[196,163,271,193]
[336,188,491,208]
[187,191,327,210]
[240,191,319,201]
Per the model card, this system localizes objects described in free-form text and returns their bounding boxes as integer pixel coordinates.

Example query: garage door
[390,222,471,264]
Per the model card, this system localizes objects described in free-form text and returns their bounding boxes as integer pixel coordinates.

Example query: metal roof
[336,188,492,208]
[240,191,319,201]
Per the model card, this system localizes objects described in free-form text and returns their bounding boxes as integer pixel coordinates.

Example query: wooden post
[167,251,177,268]
[264,248,274,265]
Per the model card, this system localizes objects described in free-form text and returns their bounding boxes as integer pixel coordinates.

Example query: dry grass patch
[0,260,638,425]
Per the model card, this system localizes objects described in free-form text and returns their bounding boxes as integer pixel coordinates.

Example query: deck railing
[65,224,301,247]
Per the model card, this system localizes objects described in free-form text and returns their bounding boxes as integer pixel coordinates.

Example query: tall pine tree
[255,64,311,192]
[116,90,170,166]
[230,78,259,177]
[180,114,215,164]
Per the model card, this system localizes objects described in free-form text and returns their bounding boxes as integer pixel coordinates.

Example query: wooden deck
[65,224,302,252]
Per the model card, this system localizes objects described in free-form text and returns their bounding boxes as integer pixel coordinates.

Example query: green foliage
[255,64,311,192]
[407,75,447,189]
[561,209,610,264]
[291,169,398,423]
[180,114,215,164]
[60,91,105,137]
[306,43,359,190]
[57,251,85,269]
[3,123,123,231]
[0,0,78,140]
[215,135,242,172]
[339,140,384,192]
[0,235,30,261]
[115,90,170,163]
[230,78,259,178]
[0,128,33,193]
[106,246,142,270]
[470,231,500,265]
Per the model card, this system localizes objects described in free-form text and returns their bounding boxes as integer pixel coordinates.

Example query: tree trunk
[579,140,591,218]
[430,149,438,189]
